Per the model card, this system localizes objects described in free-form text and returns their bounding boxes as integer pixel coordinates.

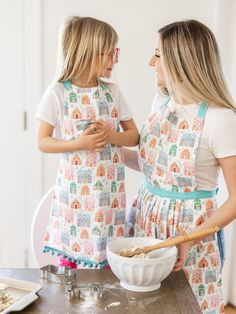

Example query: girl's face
[98,47,120,78]
[149,38,166,88]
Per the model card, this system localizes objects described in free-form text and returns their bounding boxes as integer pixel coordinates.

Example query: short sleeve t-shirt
[150,93,236,190]
[35,81,133,138]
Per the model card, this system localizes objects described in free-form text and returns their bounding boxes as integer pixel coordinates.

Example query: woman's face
[149,38,166,88]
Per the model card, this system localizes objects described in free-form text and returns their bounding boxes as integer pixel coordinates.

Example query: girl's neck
[72,77,98,88]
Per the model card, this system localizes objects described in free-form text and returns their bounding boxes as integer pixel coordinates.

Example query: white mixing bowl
[107,237,177,292]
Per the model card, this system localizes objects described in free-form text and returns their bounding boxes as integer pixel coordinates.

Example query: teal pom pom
[51,251,55,255]
[57,252,61,256]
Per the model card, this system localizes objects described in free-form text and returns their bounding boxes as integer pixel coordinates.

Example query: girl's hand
[95,120,115,144]
[172,241,194,272]
[75,124,108,152]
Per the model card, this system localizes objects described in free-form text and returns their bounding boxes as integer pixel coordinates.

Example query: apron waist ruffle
[143,179,225,267]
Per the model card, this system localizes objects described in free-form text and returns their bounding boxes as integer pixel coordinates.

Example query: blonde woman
[36,16,139,269]
[125,20,236,313]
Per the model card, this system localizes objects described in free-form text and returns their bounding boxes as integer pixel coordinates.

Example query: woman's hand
[172,240,194,272]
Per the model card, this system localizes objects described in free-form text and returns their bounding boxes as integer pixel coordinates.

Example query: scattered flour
[106,301,121,307]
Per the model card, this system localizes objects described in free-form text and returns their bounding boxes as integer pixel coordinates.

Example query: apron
[126,97,225,313]
[43,80,126,269]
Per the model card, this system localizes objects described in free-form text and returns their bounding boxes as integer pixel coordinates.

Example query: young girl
[36,16,139,269]
[124,20,236,313]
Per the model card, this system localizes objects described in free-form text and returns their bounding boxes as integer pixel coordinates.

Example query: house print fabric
[43,80,126,269]
[126,97,224,313]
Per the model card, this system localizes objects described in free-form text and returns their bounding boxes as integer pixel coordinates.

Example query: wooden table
[0,268,201,314]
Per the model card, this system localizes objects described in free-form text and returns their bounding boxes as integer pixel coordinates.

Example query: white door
[0,0,42,267]
[0,0,26,266]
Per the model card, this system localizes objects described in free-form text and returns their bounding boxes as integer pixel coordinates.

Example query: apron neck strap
[63,80,72,89]
[197,101,208,118]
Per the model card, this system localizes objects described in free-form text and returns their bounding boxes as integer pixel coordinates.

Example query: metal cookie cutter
[65,283,105,301]
[40,265,76,285]
[0,283,8,302]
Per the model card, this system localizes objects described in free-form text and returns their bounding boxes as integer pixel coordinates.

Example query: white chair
[31,187,58,268]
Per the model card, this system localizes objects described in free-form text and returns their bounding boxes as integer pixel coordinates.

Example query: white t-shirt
[35,81,133,138]
[151,93,236,191]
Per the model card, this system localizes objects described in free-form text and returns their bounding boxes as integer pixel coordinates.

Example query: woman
[125,20,236,313]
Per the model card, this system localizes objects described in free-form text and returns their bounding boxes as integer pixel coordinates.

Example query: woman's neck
[174,95,192,105]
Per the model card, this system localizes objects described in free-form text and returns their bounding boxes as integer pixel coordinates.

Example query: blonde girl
[36,16,139,269]
[125,19,236,313]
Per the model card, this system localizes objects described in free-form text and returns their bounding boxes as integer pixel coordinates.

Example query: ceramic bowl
[107,237,177,292]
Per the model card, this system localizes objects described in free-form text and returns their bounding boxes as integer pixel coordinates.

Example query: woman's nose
[148,56,155,67]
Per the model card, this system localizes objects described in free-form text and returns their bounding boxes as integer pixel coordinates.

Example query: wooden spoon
[119,226,220,258]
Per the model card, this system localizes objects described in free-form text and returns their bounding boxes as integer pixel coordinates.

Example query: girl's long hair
[56,16,118,83]
[158,19,235,111]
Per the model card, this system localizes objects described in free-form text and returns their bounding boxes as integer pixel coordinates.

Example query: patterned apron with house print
[126,97,225,313]
[43,79,126,268]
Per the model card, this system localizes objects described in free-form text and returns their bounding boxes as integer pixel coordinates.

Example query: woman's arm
[173,155,236,271]
[193,155,236,230]
[122,148,141,172]
[37,120,108,153]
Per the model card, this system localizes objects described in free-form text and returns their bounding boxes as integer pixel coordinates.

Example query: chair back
[31,187,58,267]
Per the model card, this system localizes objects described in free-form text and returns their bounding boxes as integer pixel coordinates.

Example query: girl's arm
[37,120,108,153]
[122,148,141,172]
[173,155,236,271]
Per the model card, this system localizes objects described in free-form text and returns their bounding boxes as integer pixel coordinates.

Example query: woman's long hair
[158,19,235,111]
[56,16,118,83]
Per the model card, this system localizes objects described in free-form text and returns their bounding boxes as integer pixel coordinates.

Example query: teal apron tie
[144,179,217,199]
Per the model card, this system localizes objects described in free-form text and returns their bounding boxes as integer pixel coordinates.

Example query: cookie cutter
[0,283,8,302]
[65,283,105,301]
[40,265,76,285]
